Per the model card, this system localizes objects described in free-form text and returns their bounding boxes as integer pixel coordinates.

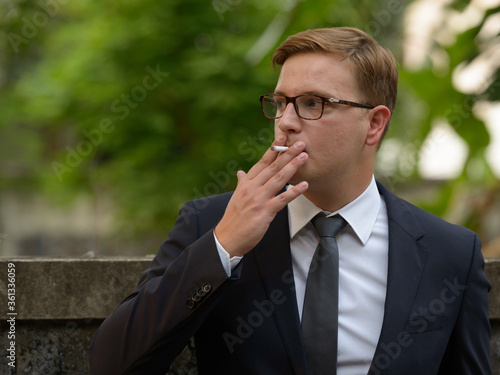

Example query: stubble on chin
[286,169,307,189]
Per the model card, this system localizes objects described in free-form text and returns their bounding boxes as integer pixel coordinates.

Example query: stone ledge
[0,319,197,375]
[485,259,500,319]
[1,257,500,320]
[484,258,500,320]
[0,257,153,320]
[1,257,499,375]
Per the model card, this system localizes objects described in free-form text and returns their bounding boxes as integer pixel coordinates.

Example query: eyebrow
[273,90,339,98]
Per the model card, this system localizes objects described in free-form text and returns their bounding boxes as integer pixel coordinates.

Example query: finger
[251,142,306,185]
[236,170,247,184]
[244,135,288,179]
[260,151,308,192]
[268,181,309,212]
[247,140,305,182]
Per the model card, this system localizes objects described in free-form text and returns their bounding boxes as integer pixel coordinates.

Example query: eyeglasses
[259,94,375,120]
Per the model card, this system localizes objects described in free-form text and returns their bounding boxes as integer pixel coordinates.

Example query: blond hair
[272,27,398,139]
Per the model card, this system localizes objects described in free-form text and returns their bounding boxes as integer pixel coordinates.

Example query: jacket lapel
[249,183,430,375]
[369,183,430,373]
[251,206,309,375]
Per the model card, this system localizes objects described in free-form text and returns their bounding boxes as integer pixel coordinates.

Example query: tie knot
[311,214,346,238]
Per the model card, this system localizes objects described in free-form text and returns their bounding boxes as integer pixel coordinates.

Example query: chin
[287,172,305,187]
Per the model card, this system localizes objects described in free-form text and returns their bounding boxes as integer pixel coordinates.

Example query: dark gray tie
[302,214,347,375]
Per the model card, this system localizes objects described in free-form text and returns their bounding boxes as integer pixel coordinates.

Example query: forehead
[274,52,357,98]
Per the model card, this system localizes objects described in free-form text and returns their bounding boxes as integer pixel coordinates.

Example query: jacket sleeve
[89,199,237,375]
[438,233,492,375]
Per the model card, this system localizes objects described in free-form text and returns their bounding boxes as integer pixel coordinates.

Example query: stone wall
[1,257,500,374]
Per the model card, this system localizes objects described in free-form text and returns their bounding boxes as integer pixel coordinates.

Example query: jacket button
[192,293,201,302]
[202,283,212,293]
[186,299,195,309]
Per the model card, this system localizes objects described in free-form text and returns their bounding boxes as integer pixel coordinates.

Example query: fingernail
[294,141,304,149]
[297,152,307,160]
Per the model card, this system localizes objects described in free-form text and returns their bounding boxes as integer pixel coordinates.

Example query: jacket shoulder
[377,181,479,249]
[174,191,234,234]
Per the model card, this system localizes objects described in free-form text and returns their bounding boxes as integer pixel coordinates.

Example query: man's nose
[277,102,302,134]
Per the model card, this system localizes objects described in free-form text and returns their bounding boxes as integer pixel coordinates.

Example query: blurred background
[0,0,499,257]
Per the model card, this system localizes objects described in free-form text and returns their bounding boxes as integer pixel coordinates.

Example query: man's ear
[365,105,391,146]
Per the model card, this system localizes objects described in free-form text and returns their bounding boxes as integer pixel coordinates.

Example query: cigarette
[271,146,289,152]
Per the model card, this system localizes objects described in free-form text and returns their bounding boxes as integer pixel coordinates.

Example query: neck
[303,173,373,212]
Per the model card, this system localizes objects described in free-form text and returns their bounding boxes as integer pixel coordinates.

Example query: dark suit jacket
[89,182,491,375]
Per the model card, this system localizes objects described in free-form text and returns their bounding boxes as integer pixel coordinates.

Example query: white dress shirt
[215,176,389,374]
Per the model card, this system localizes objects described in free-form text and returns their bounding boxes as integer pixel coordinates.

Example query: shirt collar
[287,176,381,245]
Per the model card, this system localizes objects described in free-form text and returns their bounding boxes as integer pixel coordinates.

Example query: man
[89,27,491,375]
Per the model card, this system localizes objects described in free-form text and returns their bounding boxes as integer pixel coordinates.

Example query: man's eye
[303,97,322,107]
[275,99,287,109]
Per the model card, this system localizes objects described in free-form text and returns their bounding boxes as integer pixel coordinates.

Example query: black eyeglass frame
[259,93,375,120]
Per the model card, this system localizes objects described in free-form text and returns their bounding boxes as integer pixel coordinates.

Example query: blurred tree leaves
[381,1,500,234]
[0,0,498,251]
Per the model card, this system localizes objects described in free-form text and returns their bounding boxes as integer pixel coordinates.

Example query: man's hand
[214,135,308,257]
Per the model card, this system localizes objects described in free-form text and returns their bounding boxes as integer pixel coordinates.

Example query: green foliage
[384,1,500,230]
[0,0,498,245]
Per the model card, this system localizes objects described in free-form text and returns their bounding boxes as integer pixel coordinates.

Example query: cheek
[310,125,360,162]
[274,122,280,138]
[311,126,346,150]
[330,117,366,148]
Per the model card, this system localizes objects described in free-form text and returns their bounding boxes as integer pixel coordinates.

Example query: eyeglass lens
[262,95,324,120]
